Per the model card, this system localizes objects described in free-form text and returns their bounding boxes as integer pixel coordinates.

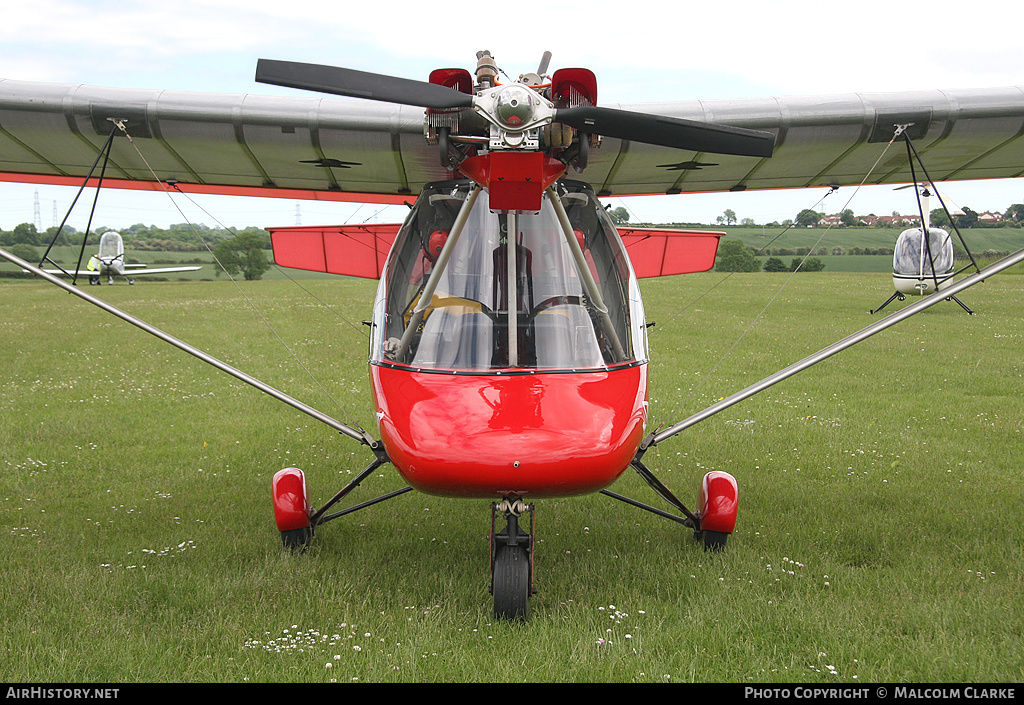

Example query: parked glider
[1,52,1023,619]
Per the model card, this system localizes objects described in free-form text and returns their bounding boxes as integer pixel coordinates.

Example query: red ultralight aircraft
[3,51,1024,619]
[255,53,770,618]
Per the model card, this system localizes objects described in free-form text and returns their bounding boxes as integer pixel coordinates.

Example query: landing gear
[946,294,974,314]
[694,471,738,552]
[602,462,738,552]
[271,456,410,553]
[281,526,313,550]
[490,499,535,620]
[870,291,905,314]
[872,291,974,315]
[272,468,313,550]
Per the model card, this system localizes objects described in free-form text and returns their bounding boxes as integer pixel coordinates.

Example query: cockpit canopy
[370,180,647,373]
[893,227,954,278]
[97,231,124,260]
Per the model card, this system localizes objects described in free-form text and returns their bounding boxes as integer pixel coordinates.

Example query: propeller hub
[494,86,536,128]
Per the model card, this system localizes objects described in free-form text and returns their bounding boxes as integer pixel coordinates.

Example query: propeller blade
[554,106,775,158]
[255,59,475,110]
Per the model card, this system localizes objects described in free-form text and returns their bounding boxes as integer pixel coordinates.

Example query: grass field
[1,267,1022,683]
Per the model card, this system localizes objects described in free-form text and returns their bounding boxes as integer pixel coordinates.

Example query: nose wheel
[490,499,535,620]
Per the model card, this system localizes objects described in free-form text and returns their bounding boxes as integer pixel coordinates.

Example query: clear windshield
[893,228,954,277]
[371,180,646,372]
[98,232,122,259]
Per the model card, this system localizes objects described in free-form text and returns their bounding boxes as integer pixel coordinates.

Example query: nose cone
[371,365,648,498]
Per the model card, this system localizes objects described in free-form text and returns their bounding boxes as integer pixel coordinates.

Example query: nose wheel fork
[489,499,535,620]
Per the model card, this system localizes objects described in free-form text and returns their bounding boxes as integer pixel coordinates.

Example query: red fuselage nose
[370,364,648,498]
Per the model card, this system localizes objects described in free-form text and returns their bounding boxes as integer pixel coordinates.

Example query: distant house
[857,214,921,228]
[978,211,1004,223]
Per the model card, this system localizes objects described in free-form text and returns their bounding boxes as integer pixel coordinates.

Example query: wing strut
[637,244,1024,456]
[38,120,121,284]
[0,245,381,452]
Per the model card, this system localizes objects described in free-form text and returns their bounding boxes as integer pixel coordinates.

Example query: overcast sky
[2,0,1022,232]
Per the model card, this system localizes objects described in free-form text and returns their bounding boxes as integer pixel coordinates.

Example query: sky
[1,0,1022,233]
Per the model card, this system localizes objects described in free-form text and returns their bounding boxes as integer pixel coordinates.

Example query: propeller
[554,106,774,158]
[255,58,775,158]
[255,59,474,110]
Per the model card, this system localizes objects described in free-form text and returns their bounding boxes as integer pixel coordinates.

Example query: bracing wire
[651,125,909,430]
[108,120,370,433]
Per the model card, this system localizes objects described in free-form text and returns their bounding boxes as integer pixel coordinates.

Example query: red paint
[370,364,648,498]
[698,471,738,533]
[272,468,311,531]
[269,223,401,279]
[618,228,723,278]
[551,68,598,107]
[458,153,566,211]
[0,171,412,204]
[428,68,473,94]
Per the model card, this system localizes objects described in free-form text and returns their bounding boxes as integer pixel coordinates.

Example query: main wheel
[281,526,313,551]
[492,543,530,620]
[273,468,312,551]
[695,529,729,552]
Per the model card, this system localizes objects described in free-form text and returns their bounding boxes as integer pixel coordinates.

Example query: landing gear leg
[947,294,974,314]
[870,291,904,314]
[490,499,535,620]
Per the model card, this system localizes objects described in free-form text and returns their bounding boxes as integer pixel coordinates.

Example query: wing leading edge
[1,78,1023,200]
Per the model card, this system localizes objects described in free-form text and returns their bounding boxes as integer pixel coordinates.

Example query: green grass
[1,271,1023,683]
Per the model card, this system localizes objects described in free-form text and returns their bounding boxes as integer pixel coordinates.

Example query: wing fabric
[1,78,1023,199]
[618,228,723,278]
[269,223,401,279]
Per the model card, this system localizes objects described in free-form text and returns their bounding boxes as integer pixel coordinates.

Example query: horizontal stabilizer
[269,224,402,279]
[618,228,723,278]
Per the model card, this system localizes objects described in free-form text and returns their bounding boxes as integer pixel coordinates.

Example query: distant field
[696,225,1024,254]
[1,268,1022,682]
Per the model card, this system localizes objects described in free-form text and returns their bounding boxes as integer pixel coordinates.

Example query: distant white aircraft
[44,231,201,285]
[871,187,974,314]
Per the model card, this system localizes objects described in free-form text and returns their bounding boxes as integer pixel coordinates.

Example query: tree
[716,209,737,225]
[213,231,270,280]
[795,209,820,227]
[6,243,39,264]
[1004,204,1024,224]
[609,206,630,224]
[11,222,40,246]
[763,256,788,272]
[930,208,951,228]
[957,207,979,229]
[715,239,760,272]
[791,257,825,272]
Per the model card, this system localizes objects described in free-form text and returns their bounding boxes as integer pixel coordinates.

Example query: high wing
[1,78,1023,202]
